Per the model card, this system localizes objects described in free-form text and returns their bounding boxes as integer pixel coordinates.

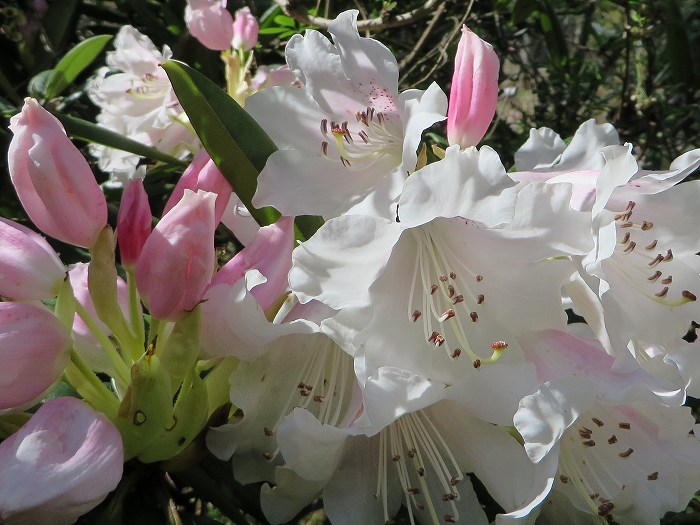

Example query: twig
[399,0,447,70]
[273,0,444,31]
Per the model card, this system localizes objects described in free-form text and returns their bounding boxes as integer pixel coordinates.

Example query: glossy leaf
[45,35,112,99]
[161,60,280,227]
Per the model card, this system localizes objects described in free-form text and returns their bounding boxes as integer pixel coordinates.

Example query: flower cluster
[1,6,700,525]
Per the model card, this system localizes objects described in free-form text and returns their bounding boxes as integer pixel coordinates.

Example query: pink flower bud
[0,218,65,300]
[446,26,500,148]
[117,178,152,267]
[208,215,295,310]
[231,7,258,51]
[0,302,71,410]
[0,397,123,525]
[185,0,234,51]
[163,149,232,225]
[136,189,216,321]
[8,98,108,248]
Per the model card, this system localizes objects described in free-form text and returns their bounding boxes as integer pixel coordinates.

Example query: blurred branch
[273,0,445,31]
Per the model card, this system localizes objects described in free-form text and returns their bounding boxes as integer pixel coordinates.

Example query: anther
[655,287,669,298]
[450,349,461,359]
[473,359,481,369]
[340,157,351,167]
[322,142,329,156]
[412,310,422,322]
[392,454,401,461]
[439,275,448,282]
[444,515,456,523]
[641,221,653,231]
[579,427,593,439]
[313,395,324,402]
[470,312,478,322]
[592,417,604,427]
[431,284,438,295]
[619,448,634,457]
[623,241,636,253]
[263,452,274,460]
[452,295,464,304]
[648,254,664,267]
[664,249,673,261]
[661,276,672,284]
[428,332,445,346]
[560,475,569,484]
[619,222,633,228]
[590,493,600,500]
[619,422,631,429]
[647,472,658,480]
[583,440,596,447]
[407,488,421,495]
[408,448,417,458]
[450,272,456,279]
[647,271,662,282]
[598,501,614,517]
[476,294,484,304]
[476,275,483,282]
[683,291,697,301]
[264,427,274,436]
[441,493,457,501]
[608,435,617,444]
[645,240,658,250]
[491,341,508,350]
[450,476,461,486]
[448,285,455,298]
[620,232,631,244]
[417,467,425,476]
[321,119,328,134]
[439,309,455,322]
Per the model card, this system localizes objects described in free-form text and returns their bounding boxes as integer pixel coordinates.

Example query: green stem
[67,349,120,418]
[126,266,146,359]
[74,301,131,385]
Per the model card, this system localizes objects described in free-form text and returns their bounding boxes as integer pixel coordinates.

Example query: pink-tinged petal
[231,7,258,51]
[117,178,152,267]
[399,145,517,229]
[514,119,619,172]
[163,149,232,225]
[447,26,500,148]
[0,217,65,300]
[209,216,294,310]
[0,397,123,525]
[200,273,317,359]
[518,330,683,406]
[8,99,107,247]
[136,189,216,321]
[185,0,234,51]
[515,377,598,463]
[220,193,260,245]
[0,302,71,411]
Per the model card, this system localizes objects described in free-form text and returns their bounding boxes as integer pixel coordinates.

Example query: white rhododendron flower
[248,10,448,219]
[88,25,199,178]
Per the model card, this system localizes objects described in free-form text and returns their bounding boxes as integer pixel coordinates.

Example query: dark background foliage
[1,0,699,523]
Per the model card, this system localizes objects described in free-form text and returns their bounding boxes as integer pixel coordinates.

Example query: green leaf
[44,35,112,99]
[161,60,280,227]
[53,112,189,166]
[42,0,79,52]
[273,14,296,27]
[27,70,53,100]
[258,27,290,35]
